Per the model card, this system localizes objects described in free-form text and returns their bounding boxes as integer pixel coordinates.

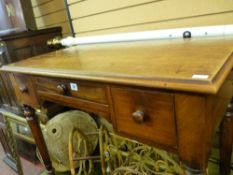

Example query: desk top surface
[1,37,233,94]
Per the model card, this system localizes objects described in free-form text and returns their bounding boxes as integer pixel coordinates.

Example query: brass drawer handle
[19,85,28,93]
[132,110,145,124]
[57,84,67,94]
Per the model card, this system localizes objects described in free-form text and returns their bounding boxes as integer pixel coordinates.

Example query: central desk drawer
[36,77,108,104]
[111,87,177,148]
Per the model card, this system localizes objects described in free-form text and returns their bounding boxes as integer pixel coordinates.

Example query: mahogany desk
[0,37,233,175]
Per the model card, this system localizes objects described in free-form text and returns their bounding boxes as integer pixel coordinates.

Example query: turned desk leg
[23,105,55,175]
[220,99,233,175]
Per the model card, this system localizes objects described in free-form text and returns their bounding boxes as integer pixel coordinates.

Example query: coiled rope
[99,126,182,175]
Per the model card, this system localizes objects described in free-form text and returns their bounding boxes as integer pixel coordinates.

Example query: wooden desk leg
[220,99,233,175]
[23,105,55,175]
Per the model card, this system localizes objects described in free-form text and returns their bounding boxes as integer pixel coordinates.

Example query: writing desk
[1,37,233,175]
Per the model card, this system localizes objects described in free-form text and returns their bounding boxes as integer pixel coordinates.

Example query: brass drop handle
[132,110,145,123]
[57,84,67,94]
[19,85,28,93]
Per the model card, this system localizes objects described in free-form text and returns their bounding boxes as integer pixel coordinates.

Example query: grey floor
[0,144,44,175]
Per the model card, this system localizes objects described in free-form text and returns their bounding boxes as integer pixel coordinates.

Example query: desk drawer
[9,74,39,108]
[111,87,177,148]
[36,77,108,104]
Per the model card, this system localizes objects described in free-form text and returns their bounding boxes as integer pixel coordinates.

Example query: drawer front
[111,87,177,148]
[9,74,39,108]
[36,77,108,104]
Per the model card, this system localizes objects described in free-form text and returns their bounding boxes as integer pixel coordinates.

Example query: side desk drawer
[36,77,108,104]
[111,87,177,148]
[9,74,39,108]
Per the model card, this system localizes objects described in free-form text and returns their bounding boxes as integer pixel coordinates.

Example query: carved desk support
[220,98,233,175]
[23,105,55,175]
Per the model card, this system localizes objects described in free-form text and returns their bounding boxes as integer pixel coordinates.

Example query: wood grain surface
[1,37,233,94]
